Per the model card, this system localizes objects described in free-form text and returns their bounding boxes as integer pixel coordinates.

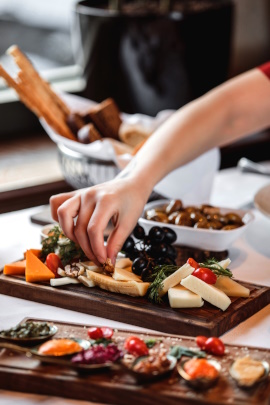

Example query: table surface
[0,166,270,405]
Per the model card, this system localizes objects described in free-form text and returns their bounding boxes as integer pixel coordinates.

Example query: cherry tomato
[101,327,114,339]
[87,327,103,340]
[205,337,225,356]
[187,258,199,269]
[192,268,217,284]
[196,335,208,350]
[46,253,63,276]
[124,336,149,356]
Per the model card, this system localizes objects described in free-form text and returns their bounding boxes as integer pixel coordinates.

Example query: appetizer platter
[0,318,269,405]
[1,224,270,337]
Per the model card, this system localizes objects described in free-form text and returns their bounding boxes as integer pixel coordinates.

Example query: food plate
[254,183,270,219]
[0,324,58,346]
[139,200,255,251]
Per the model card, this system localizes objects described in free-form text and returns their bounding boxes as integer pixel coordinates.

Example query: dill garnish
[147,265,178,304]
[199,258,233,278]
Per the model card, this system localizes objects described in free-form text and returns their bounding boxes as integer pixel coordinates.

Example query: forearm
[118,68,270,194]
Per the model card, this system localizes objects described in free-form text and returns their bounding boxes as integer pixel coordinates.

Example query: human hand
[50,178,149,265]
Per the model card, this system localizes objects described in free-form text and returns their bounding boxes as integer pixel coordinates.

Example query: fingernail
[97,256,106,264]
[111,254,117,265]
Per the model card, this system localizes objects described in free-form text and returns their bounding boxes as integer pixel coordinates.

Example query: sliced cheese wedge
[116,258,133,269]
[86,270,149,297]
[214,276,250,297]
[81,262,103,273]
[168,285,204,308]
[113,267,142,282]
[218,258,231,269]
[78,275,95,287]
[159,263,194,297]
[181,275,231,311]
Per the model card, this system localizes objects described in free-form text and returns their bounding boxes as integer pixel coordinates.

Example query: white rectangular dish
[139,199,255,251]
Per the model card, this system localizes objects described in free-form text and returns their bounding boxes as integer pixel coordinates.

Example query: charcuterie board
[0,318,269,405]
[0,249,270,337]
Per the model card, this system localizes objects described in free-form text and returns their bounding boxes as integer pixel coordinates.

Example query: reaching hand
[50,178,149,265]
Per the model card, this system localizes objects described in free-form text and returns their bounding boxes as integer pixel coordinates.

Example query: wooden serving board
[0,318,269,405]
[0,264,270,337]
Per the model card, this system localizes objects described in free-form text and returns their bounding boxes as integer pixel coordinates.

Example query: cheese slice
[116,258,133,269]
[159,263,194,297]
[113,267,142,282]
[86,270,149,297]
[181,275,231,311]
[78,275,95,287]
[81,262,103,273]
[214,276,250,297]
[168,285,204,308]
[218,258,231,269]
[50,277,80,287]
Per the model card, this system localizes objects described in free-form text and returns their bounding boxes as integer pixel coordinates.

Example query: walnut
[103,258,114,273]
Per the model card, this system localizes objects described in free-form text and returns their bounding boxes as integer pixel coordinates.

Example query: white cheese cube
[168,285,204,308]
[181,275,231,311]
[214,276,250,297]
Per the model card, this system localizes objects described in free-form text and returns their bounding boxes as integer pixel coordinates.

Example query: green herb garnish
[89,338,113,347]
[199,258,232,278]
[145,339,158,348]
[147,265,178,304]
[169,346,206,360]
[0,322,52,339]
[41,225,86,266]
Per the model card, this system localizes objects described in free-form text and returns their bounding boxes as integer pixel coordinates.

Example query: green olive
[225,213,243,225]
[175,212,193,227]
[222,224,241,230]
[166,199,183,215]
[168,211,180,224]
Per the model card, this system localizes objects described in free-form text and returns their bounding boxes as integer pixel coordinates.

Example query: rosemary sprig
[199,258,233,278]
[147,265,178,304]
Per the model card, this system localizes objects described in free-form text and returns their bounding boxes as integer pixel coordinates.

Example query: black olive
[122,236,135,253]
[167,244,177,260]
[132,257,148,276]
[149,226,165,243]
[132,225,145,240]
[143,235,152,246]
[141,267,152,281]
[150,242,168,258]
[162,227,177,244]
[157,257,175,266]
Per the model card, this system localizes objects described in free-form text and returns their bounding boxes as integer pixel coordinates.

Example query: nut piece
[103,258,114,273]
[64,263,85,278]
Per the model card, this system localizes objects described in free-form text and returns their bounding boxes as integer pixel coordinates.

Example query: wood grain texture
[0,318,269,405]
[0,266,269,337]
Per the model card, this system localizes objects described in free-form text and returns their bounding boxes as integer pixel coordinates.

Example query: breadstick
[7,45,70,116]
[0,64,76,141]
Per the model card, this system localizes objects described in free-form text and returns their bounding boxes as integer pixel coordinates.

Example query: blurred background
[1,0,270,213]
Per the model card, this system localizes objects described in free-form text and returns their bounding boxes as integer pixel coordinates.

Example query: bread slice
[119,122,151,147]
[88,98,122,139]
[77,123,102,144]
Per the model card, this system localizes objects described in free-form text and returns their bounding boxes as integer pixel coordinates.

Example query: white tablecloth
[0,167,270,404]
